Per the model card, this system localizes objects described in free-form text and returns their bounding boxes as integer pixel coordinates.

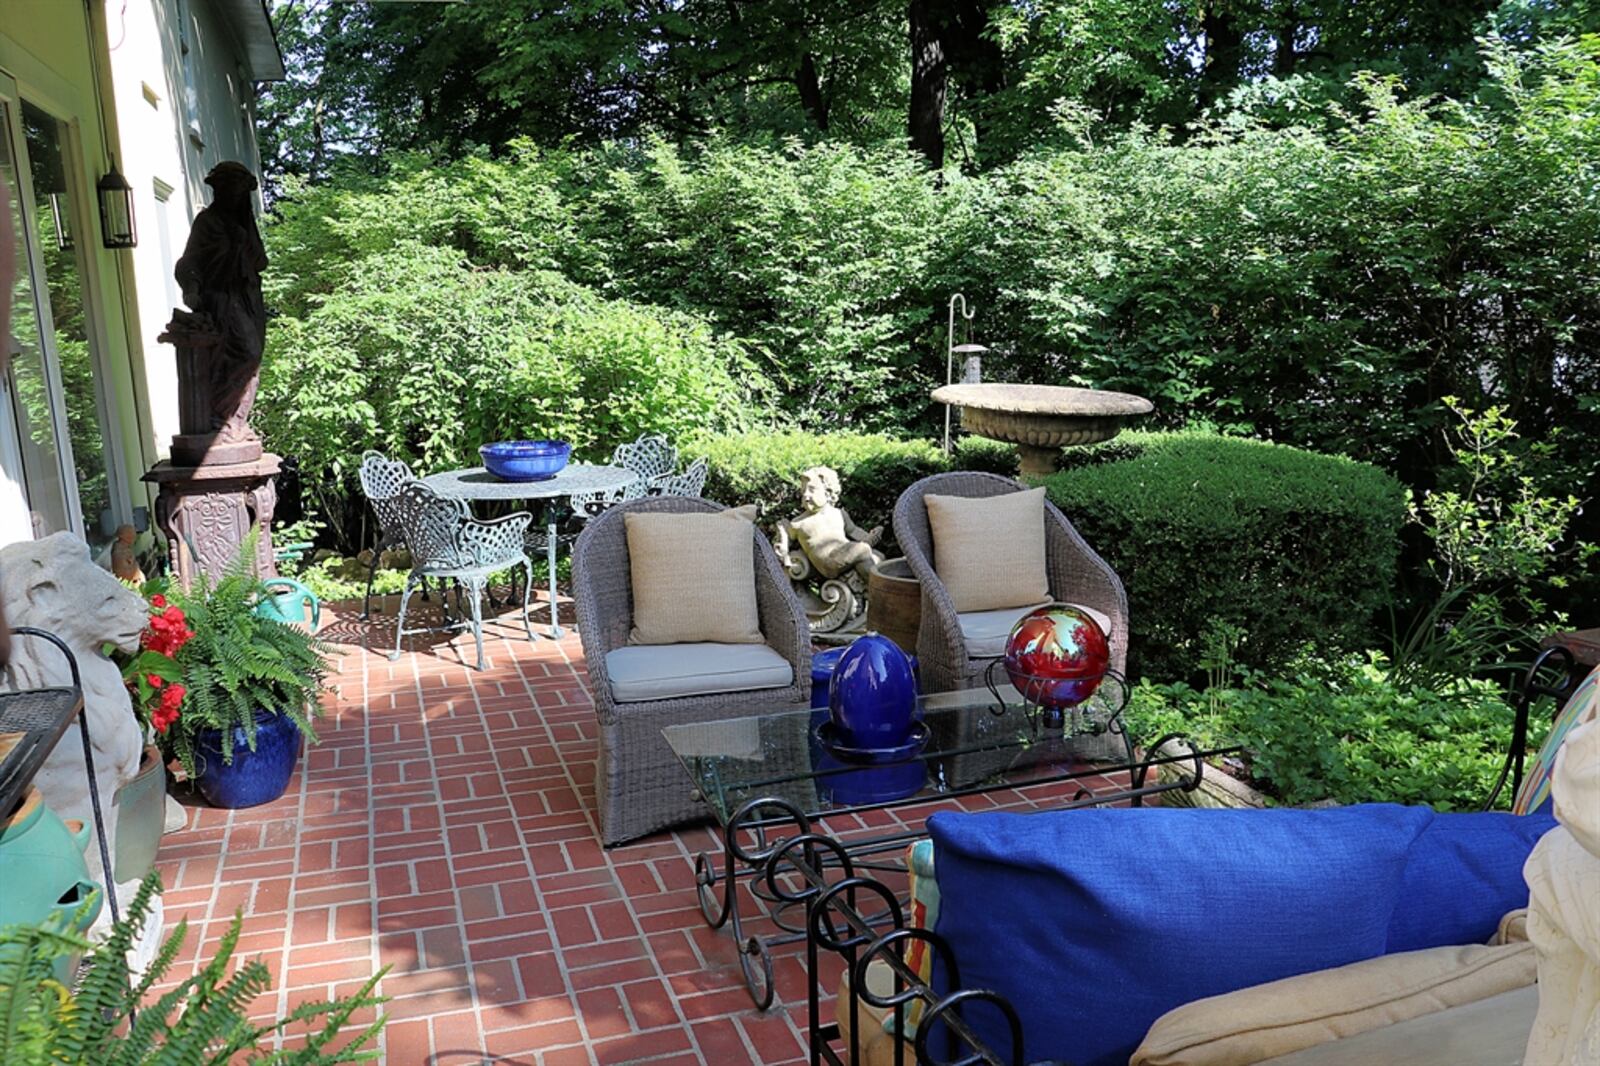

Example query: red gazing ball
[1002,605,1110,710]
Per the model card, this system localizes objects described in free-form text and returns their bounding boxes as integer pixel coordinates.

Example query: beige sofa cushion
[625,509,762,645]
[1254,985,1537,1066]
[925,487,1050,612]
[1131,941,1536,1066]
[604,642,793,703]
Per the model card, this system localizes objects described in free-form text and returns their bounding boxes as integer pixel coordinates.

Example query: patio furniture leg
[545,513,562,638]
[519,560,535,643]
[360,535,387,620]
[389,574,418,662]
[468,578,487,671]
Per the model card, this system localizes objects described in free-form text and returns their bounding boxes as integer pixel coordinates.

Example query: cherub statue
[772,466,884,584]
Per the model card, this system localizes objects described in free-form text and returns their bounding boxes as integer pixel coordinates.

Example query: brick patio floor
[152,595,1127,1065]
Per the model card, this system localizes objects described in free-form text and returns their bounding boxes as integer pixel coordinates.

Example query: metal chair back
[651,456,709,498]
[359,451,414,537]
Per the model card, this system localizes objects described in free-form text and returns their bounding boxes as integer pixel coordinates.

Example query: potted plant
[106,588,193,879]
[0,873,386,1062]
[157,546,331,809]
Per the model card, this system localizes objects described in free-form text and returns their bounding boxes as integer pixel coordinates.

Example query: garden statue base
[144,455,280,586]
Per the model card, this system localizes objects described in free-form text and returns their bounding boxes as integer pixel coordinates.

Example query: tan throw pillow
[625,509,763,645]
[924,487,1050,613]
[1131,942,1536,1066]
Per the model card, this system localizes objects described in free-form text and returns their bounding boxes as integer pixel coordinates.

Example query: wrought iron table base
[693,736,1229,1010]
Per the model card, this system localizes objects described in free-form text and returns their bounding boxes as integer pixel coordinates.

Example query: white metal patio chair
[389,480,535,671]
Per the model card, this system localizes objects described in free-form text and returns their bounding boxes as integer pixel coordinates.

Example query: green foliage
[1413,399,1590,596]
[686,430,1015,548]
[161,541,331,776]
[1124,653,1547,811]
[953,39,1600,487]
[576,139,949,428]
[259,221,756,548]
[0,874,386,1063]
[1043,431,1408,680]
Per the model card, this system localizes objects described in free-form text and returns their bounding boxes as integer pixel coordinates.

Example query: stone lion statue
[0,532,147,899]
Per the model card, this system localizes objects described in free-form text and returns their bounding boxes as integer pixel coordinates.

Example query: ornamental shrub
[1043,431,1407,680]
[1123,654,1546,811]
[260,245,756,549]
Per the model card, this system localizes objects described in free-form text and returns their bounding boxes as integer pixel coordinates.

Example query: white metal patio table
[421,463,636,638]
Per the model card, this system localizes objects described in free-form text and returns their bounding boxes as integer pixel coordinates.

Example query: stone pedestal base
[143,455,280,586]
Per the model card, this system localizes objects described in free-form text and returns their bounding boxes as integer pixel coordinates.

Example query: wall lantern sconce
[48,192,73,250]
[97,160,136,248]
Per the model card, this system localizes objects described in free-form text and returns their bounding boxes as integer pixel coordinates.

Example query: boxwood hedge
[1043,432,1407,680]
[687,428,1406,681]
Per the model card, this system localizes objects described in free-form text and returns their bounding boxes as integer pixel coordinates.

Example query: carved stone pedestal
[143,455,280,585]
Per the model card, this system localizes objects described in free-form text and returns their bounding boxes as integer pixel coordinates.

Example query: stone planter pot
[194,710,302,809]
[113,744,168,883]
[1152,740,1270,809]
[866,558,921,656]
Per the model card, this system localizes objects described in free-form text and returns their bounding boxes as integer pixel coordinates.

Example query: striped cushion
[1512,663,1600,815]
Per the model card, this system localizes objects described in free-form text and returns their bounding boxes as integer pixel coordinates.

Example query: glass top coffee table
[662,677,1240,1009]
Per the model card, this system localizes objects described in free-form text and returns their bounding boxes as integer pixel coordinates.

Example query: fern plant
[162,536,331,777]
[0,874,386,1063]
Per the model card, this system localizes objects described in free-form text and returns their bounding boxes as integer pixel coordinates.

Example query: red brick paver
[152,597,1128,1064]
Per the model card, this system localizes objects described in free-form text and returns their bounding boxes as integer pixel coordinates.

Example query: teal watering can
[256,577,321,631]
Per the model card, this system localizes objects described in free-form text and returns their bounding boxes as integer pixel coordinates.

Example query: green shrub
[1043,431,1407,680]
[260,246,757,549]
[686,430,1016,549]
[579,138,951,430]
[1123,654,1546,810]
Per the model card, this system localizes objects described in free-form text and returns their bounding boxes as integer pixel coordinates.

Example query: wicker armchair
[572,496,812,845]
[892,471,1129,694]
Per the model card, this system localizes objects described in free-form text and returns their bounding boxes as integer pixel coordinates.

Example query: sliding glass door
[0,74,119,550]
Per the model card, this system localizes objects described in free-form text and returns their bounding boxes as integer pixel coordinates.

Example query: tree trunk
[1198,6,1244,114]
[795,52,829,132]
[908,0,946,166]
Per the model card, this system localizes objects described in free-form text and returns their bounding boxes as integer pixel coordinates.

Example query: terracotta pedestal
[143,455,280,585]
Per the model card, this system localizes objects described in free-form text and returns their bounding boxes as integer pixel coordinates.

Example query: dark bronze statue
[167,161,267,463]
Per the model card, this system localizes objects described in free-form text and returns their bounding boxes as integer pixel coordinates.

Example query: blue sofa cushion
[1386,810,1557,953]
[927,805,1435,1066]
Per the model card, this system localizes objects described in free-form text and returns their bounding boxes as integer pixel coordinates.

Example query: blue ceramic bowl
[828,633,920,749]
[480,440,571,482]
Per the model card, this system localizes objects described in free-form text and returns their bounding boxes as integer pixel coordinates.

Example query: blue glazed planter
[194,710,303,809]
[480,440,571,481]
[828,633,920,749]
[810,647,850,709]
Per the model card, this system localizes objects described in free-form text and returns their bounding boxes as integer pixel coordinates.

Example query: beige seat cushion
[605,642,793,703]
[625,509,762,645]
[1254,985,1537,1066]
[925,487,1050,612]
[1131,941,1536,1066]
[958,601,1111,658]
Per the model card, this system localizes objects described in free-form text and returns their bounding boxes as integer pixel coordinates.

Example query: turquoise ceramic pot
[0,789,103,956]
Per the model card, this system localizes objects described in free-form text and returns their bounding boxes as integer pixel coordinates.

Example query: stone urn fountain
[933,382,1154,475]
